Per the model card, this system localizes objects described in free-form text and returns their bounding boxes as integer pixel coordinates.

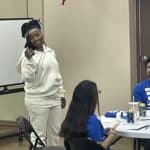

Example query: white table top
[100,116,150,139]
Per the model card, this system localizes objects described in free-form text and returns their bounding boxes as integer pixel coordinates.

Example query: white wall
[0,0,133,121]
[44,0,131,113]
[43,1,133,149]
[0,0,27,18]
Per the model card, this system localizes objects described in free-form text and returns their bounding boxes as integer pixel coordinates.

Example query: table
[100,116,150,150]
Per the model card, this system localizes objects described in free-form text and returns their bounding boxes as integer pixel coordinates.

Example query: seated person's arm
[99,123,119,149]
[87,115,119,149]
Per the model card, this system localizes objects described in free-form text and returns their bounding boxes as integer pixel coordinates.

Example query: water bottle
[127,109,134,123]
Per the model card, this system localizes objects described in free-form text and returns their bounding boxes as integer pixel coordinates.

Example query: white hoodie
[16,45,64,98]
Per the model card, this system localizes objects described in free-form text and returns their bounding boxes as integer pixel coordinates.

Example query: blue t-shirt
[133,79,150,107]
[86,114,106,142]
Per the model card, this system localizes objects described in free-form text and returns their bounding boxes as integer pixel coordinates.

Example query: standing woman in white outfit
[16,19,66,146]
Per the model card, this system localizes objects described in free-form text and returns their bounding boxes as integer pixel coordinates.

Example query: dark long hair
[60,80,100,139]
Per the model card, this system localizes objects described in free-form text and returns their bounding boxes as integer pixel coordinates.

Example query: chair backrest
[65,137,105,150]
[16,116,45,149]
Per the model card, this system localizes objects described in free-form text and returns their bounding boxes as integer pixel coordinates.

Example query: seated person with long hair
[60,80,119,149]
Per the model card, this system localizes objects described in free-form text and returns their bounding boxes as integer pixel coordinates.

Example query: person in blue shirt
[60,80,119,149]
[133,57,150,107]
[133,57,150,150]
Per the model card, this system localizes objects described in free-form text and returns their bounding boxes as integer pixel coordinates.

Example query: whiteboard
[0,18,31,86]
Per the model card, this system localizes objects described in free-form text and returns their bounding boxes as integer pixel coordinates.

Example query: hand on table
[109,122,120,135]
[112,122,120,129]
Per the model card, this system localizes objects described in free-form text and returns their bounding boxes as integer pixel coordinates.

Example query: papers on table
[117,122,150,131]
[100,116,150,131]
[100,116,119,128]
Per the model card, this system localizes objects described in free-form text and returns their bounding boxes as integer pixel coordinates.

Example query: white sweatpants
[25,101,61,146]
